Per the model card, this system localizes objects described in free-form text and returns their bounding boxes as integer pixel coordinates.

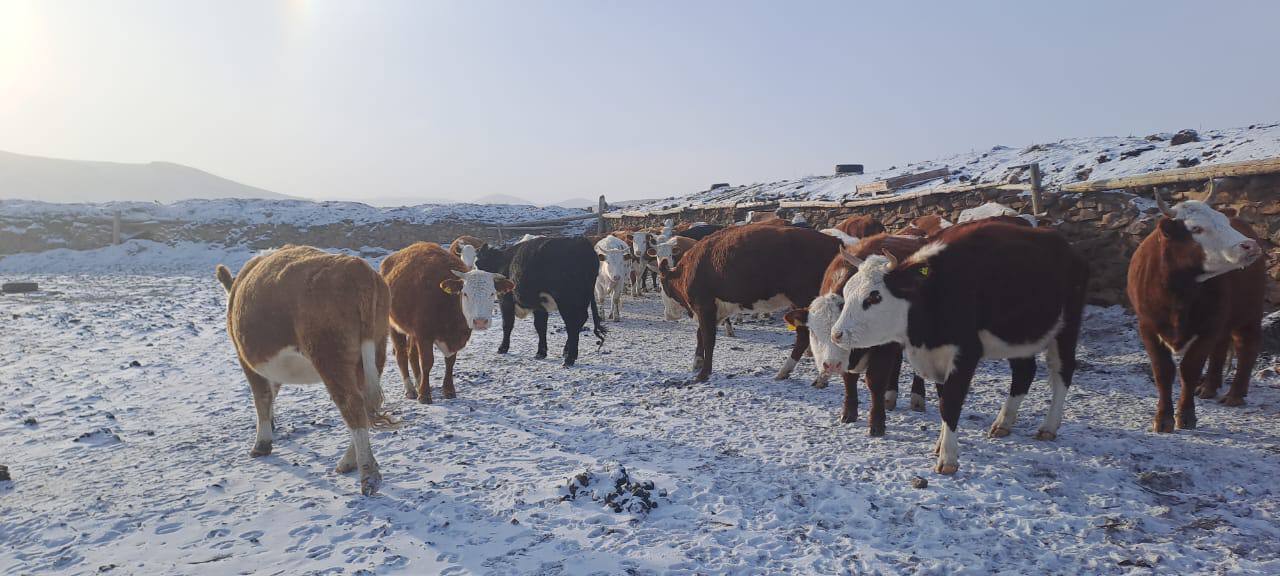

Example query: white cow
[629,231,652,297]
[594,235,630,321]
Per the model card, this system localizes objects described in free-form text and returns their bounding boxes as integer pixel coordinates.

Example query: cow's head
[657,260,690,321]
[458,244,478,270]
[1156,196,1260,281]
[596,248,628,288]
[785,252,859,376]
[631,232,651,259]
[648,237,686,268]
[440,269,515,331]
[831,252,923,350]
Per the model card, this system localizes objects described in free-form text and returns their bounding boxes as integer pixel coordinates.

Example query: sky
[1,0,1278,205]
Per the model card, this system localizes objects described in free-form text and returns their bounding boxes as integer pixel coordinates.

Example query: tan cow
[216,246,391,495]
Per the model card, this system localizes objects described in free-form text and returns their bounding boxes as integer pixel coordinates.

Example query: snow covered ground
[2,268,1278,574]
[634,122,1280,210]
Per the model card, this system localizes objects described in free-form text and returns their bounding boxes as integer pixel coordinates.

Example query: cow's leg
[1222,325,1260,406]
[561,309,586,367]
[695,307,717,382]
[497,294,515,354]
[864,344,901,437]
[314,354,381,495]
[611,287,623,321]
[840,369,861,424]
[1138,324,1177,433]
[884,346,903,411]
[1198,335,1230,400]
[415,343,434,405]
[533,308,550,359]
[775,324,808,380]
[441,353,457,399]
[935,350,979,475]
[990,357,1036,438]
[722,318,736,338]
[390,331,416,400]
[1039,327,1080,440]
[910,375,927,412]
[1175,336,1214,430]
[241,360,276,458]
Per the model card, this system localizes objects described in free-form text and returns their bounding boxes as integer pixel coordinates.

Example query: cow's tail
[589,296,607,349]
[361,275,398,429]
[215,264,234,293]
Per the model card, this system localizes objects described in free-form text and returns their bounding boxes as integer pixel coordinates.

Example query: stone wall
[606,175,1280,310]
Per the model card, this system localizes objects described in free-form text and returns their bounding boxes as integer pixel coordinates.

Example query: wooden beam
[856,167,949,195]
[1060,157,1280,193]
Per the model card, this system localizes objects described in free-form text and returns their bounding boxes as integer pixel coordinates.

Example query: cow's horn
[1154,188,1175,217]
[1200,178,1217,204]
[881,249,899,270]
[839,247,863,267]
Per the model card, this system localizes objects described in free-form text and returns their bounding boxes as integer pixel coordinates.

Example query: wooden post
[598,195,607,234]
[112,211,121,245]
[1028,163,1043,216]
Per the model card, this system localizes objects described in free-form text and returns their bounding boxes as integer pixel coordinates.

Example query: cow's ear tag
[439,281,456,294]
[918,266,929,278]
[786,323,797,332]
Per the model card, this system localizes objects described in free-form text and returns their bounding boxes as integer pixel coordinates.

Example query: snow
[633,122,1280,210]
[2,266,1278,574]
[0,198,590,227]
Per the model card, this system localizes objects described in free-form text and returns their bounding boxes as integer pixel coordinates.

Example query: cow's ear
[439,278,464,295]
[494,277,515,294]
[1159,217,1192,241]
[784,308,809,328]
[1219,207,1238,218]
[885,265,927,299]
[597,253,607,262]
[645,248,656,257]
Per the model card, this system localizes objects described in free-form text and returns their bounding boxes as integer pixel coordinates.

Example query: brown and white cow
[822,215,888,245]
[216,246,391,495]
[783,233,928,435]
[1127,192,1265,432]
[830,221,1089,474]
[381,242,514,404]
[649,235,739,337]
[897,214,954,238]
[449,235,487,270]
[657,224,840,381]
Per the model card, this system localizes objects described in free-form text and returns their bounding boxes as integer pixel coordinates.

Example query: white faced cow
[595,235,631,321]
[830,221,1088,475]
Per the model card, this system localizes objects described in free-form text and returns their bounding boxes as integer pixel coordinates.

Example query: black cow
[476,237,607,366]
[677,224,724,241]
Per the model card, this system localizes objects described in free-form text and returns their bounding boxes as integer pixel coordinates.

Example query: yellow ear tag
[786,323,797,331]
[440,282,455,294]
[918,266,930,278]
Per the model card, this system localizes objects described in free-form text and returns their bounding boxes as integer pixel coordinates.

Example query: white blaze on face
[1172,200,1261,279]
[631,232,651,260]
[595,236,629,287]
[459,244,477,270]
[452,269,504,330]
[805,292,852,375]
[831,255,910,349]
[653,237,681,268]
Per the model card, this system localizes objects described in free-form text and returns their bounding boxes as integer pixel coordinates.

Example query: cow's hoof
[417,393,432,405]
[442,389,457,400]
[1195,385,1218,400]
[1219,395,1245,407]
[773,372,790,381]
[1034,429,1057,441]
[694,373,710,383]
[868,423,885,437]
[1151,418,1175,433]
[811,377,828,389]
[1175,413,1197,430]
[404,389,417,400]
[840,410,857,424]
[910,394,925,412]
[989,426,1012,438]
[562,360,576,368]
[360,471,383,496]
[250,441,272,458]
[534,352,547,360]
[934,461,958,475]
[497,347,509,354]
[335,459,356,474]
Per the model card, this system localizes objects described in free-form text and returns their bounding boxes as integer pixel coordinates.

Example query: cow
[649,235,738,337]
[449,235,487,270]
[216,246,391,495]
[657,224,841,382]
[594,235,631,321]
[822,215,888,245]
[677,224,725,241]
[829,221,1089,474]
[381,242,513,404]
[897,214,953,238]
[783,233,929,435]
[1127,191,1265,432]
[476,237,607,366]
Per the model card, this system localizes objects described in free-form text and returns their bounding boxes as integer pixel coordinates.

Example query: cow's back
[682,225,839,307]
[382,242,468,342]
[509,237,599,308]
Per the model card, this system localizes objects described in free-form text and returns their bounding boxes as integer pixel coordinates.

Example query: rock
[1075,168,1093,182]
[1096,153,1111,164]
[911,476,928,489]
[22,417,36,426]
[0,464,9,481]
[129,360,142,368]
[1120,146,1156,160]
[1170,129,1200,146]
[1177,157,1200,168]
[1145,134,1166,141]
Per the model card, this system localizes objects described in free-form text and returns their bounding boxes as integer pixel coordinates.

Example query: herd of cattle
[214,191,1266,494]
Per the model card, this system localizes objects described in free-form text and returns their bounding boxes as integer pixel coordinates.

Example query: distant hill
[0,150,293,203]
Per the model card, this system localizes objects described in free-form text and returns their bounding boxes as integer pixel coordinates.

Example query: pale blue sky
[1,0,1276,204]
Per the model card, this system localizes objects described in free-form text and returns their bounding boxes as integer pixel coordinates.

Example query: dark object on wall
[835,164,864,175]
[1,282,38,294]
[710,183,730,190]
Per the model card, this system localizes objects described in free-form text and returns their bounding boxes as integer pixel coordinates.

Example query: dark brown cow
[381,242,513,404]
[657,224,840,381]
[784,233,928,435]
[830,221,1088,474]
[1127,193,1265,432]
